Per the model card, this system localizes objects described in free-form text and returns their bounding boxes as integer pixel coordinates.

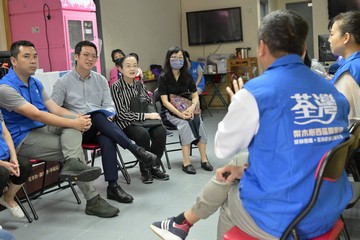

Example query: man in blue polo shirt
[0,40,119,218]
[150,10,352,240]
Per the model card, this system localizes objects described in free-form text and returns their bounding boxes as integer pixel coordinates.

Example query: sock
[174,212,192,226]
[174,212,185,224]
[108,180,118,187]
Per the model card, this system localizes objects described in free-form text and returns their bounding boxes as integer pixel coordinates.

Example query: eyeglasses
[81,53,98,60]
[170,57,184,61]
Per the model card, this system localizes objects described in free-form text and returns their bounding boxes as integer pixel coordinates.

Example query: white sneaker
[0,196,25,219]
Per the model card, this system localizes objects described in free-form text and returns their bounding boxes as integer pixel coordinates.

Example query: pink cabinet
[8,0,101,72]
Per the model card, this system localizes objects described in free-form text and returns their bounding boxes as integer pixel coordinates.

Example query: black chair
[82,143,131,184]
[280,135,354,240]
[341,119,360,240]
[152,89,195,169]
[224,136,354,240]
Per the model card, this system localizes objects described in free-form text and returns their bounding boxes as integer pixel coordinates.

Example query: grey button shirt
[51,69,115,115]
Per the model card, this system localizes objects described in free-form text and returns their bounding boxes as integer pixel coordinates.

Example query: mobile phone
[223,172,230,179]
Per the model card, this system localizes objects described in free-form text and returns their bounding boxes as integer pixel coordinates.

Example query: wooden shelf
[226,57,259,87]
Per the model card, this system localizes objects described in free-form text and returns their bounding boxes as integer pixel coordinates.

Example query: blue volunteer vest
[0,117,10,160]
[0,68,47,147]
[242,54,352,238]
[190,61,205,91]
[330,51,360,86]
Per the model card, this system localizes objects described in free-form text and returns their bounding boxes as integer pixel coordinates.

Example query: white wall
[180,0,260,61]
[99,0,181,78]
[1,0,331,76]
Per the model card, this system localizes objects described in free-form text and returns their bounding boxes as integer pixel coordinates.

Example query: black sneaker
[85,195,119,218]
[141,169,154,184]
[134,147,157,167]
[150,217,190,240]
[60,158,101,182]
[152,167,169,181]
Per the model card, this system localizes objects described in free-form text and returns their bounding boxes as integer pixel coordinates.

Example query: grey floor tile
[3,109,360,240]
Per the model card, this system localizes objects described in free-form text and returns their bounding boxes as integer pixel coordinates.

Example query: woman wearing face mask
[157,47,213,174]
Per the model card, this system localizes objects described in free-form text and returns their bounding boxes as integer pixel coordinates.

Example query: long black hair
[162,46,192,84]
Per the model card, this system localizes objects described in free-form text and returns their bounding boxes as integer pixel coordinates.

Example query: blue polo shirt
[0,112,10,160]
[0,68,47,147]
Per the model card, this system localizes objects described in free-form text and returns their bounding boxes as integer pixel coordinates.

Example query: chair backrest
[280,135,355,240]
[349,119,360,153]
[152,88,177,130]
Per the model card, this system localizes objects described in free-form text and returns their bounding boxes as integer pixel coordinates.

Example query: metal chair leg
[14,195,32,223]
[341,215,351,240]
[20,185,38,220]
[116,146,131,184]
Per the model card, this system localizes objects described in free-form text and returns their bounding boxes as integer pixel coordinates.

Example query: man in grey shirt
[0,40,119,218]
[51,40,164,203]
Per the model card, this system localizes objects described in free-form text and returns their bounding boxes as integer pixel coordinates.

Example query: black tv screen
[328,0,360,19]
[186,7,243,46]
[318,34,337,62]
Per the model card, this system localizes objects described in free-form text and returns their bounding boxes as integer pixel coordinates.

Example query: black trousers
[123,124,166,171]
[83,112,132,182]
[0,157,32,197]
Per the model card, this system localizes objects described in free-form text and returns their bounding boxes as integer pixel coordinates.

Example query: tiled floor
[2,109,360,240]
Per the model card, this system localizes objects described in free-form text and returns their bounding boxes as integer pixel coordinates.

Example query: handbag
[169,93,201,115]
[130,83,162,127]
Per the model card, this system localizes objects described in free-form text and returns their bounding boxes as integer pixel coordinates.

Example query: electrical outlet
[32,27,40,33]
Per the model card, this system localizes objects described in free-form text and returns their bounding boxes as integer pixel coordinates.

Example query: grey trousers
[165,112,208,145]
[16,125,98,201]
[190,151,277,240]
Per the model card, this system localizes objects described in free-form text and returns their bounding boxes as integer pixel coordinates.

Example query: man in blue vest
[150,10,352,239]
[0,40,119,218]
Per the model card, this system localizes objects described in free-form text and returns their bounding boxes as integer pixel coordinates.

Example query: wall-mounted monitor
[318,34,337,62]
[186,7,243,46]
[328,0,360,19]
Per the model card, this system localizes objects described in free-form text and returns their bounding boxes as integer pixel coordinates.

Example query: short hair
[328,11,360,44]
[115,55,137,68]
[10,40,35,58]
[258,10,308,58]
[129,52,139,62]
[74,40,97,56]
[111,49,125,62]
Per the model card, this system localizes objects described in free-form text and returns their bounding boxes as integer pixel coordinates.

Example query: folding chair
[341,119,360,240]
[224,135,355,240]
[82,143,131,184]
[152,88,196,169]
[29,160,81,204]
[199,91,212,117]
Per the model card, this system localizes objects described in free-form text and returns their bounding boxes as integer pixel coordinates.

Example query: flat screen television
[328,0,360,19]
[186,7,243,46]
[318,34,337,62]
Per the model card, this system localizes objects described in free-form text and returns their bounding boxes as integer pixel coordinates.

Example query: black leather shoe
[182,164,196,174]
[135,147,157,167]
[201,161,213,171]
[151,167,169,181]
[107,185,134,203]
[141,169,154,184]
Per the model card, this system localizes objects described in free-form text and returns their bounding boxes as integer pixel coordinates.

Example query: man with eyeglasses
[0,40,120,218]
[51,40,162,204]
